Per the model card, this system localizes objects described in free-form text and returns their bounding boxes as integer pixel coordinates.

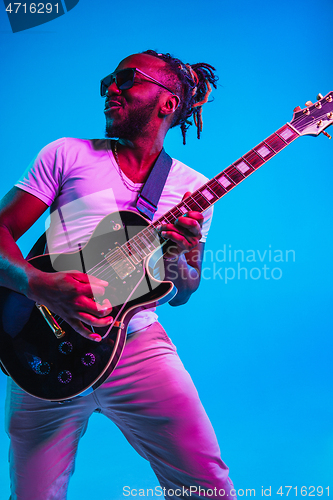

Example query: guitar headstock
[290,91,333,138]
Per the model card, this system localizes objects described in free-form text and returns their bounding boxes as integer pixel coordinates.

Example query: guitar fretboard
[155,123,299,226]
[106,123,300,267]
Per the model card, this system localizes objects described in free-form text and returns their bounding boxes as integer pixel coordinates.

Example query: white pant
[5,322,234,499]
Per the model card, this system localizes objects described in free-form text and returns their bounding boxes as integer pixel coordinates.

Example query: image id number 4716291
[268,486,330,496]
[5,3,59,14]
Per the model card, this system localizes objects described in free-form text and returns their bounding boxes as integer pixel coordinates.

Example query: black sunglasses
[100,67,179,99]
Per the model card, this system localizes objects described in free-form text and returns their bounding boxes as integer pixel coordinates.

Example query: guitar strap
[136,148,173,221]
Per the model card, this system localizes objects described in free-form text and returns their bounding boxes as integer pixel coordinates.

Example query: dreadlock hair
[142,50,218,145]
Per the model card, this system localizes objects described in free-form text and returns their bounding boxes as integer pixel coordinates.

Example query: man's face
[104,54,167,140]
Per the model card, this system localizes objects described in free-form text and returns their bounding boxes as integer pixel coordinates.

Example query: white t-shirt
[16,138,213,332]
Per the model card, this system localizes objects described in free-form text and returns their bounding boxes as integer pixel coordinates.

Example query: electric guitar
[0,92,332,401]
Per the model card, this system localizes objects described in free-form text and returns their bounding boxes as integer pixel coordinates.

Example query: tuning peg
[322,131,332,139]
[293,106,302,112]
[305,100,313,106]
[317,93,323,100]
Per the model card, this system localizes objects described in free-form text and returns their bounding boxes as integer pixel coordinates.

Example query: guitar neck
[153,122,300,226]
[116,122,301,264]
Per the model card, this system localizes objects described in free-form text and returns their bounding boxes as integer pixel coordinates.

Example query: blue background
[0,0,333,498]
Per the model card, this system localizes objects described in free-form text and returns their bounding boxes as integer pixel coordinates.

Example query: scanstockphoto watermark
[165,245,296,284]
[123,485,330,497]
[123,485,243,497]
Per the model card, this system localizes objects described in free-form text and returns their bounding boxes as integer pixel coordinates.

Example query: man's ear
[160,94,180,117]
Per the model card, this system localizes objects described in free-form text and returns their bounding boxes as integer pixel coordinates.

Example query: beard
[105,95,160,141]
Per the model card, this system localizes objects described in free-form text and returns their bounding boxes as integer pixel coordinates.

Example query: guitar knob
[36,361,51,375]
[58,370,72,384]
[27,354,50,375]
[58,341,73,355]
[81,353,96,366]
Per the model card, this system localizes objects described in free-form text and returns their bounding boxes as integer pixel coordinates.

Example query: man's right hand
[28,270,113,342]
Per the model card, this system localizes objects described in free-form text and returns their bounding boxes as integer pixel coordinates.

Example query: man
[0,51,235,499]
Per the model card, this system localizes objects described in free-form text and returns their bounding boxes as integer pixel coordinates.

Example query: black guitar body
[0,210,173,401]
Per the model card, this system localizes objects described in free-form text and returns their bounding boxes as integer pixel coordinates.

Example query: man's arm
[0,187,113,341]
[164,242,205,306]
[0,187,49,295]
[159,191,206,306]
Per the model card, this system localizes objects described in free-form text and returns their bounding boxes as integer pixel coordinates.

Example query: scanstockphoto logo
[3,0,79,32]
[166,244,296,285]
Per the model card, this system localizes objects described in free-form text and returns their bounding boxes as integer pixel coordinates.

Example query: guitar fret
[209,178,228,197]
[224,165,245,184]
[159,216,169,224]
[171,207,184,218]
[166,202,182,220]
[276,124,299,144]
[148,228,161,248]
[199,185,219,203]
[186,196,203,211]
[130,235,145,255]
[143,226,158,242]
[137,244,151,258]
[141,233,156,250]
[131,235,150,257]
[178,205,189,215]
[243,150,265,169]
[193,191,211,209]
[154,210,177,228]
[124,242,141,264]
[164,212,176,223]
[233,158,255,176]
[124,227,160,263]
[216,173,235,190]
[265,133,287,152]
[169,207,182,220]
[128,238,146,260]
[182,202,192,212]
[254,142,275,161]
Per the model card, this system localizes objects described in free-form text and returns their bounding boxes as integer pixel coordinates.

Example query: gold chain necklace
[109,140,142,192]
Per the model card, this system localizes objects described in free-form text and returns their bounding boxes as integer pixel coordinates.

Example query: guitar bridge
[36,304,65,339]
